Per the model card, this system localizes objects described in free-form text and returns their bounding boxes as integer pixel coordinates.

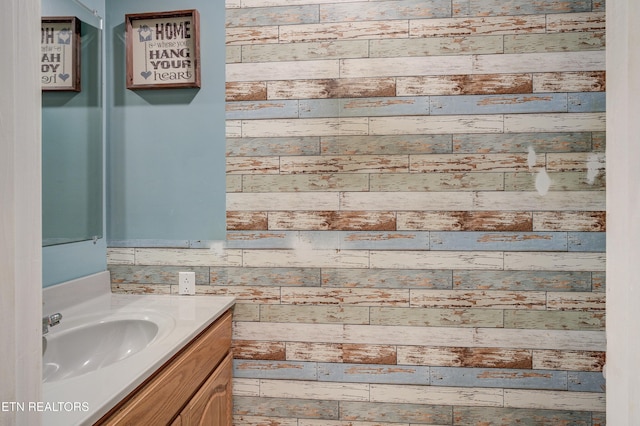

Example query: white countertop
[42,272,235,426]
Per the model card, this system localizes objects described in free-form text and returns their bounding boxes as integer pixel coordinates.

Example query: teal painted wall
[105,0,226,245]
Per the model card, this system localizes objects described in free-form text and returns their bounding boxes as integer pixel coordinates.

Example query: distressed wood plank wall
[109,0,606,424]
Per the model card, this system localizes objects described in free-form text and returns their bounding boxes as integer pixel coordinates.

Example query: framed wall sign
[125,9,201,90]
[41,17,81,92]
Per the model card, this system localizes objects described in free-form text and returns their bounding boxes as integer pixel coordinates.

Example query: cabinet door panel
[181,353,233,426]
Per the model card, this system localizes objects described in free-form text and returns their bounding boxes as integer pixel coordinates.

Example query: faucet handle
[42,313,62,335]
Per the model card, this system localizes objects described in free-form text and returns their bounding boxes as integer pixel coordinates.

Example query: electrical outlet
[178,271,196,295]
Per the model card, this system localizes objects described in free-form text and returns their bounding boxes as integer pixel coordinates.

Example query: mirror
[41,0,103,246]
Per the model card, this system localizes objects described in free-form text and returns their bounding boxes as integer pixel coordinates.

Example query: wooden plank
[409,15,546,37]
[343,344,398,365]
[546,152,606,172]
[533,71,605,93]
[410,153,543,172]
[341,191,475,211]
[226,212,269,231]
[227,175,242,193]
[226,100,299,120]
[430,367,567,390]
[213,267,322,287]
[320,0,452,22]
[343,324,476,346]
[234,360,318,380]
[242,174,369,192]
[371,172,504,192]
[397,211,533,232]
[473,191,605,211]
[227,136,320,156]
[242,249,370,268]
[226,5,319,27]
[568,232,606,252]
[133,248,243,267]
[227,45,241,64]
[280,155,409,174]
[430,231,568,251]
[504,32,604,54]
[453,407,592,425]
[227,60,339,82]
[410,289,546,310]
[234,321,345,343]
[341,56,474,78]
[241,40,369,63]
[339,401,452,424]
[369,250,504,270]
[532,349,605,372]
[532,212,605,232]
[106,248,135,265]
[453,270,592,292]
[504,171,605,191]
[109,265,209,285]
[111,283,171,295]
[503,310,605,330]
[281,287,410,306]
[397,74,533,96]
[194,285,281,304]
[226,156,280,174]
[338,231,431,250]
[226,26,279,45]
[321,134,452,155]
[453,132,592,153]
[268,78,397,100]
[228,193,340,211]
[321,268,453,289]
[233,395,339,420]
[430,93,568,115]
[568,92,606,112]
[370,307,504,327]
[369,115,504,135]
[260,305,370,324]
[370,384,504,407]
[279,20,408,43]
[259,379,370,401]
[473,328,605,351]
[452,0,591,17]
[568,371,605,392]
[268,211,397,231]
[241,117,369,137]
[318,363,430,385]
[370,35,504,57]
[546,12,606,33]
[546,291,606,311]
[503,252,605,271]
[503,389,605,411]
[503,112,605,132]
[232,379,260,397]
[472,51,604,74]
[300,97,430,118]
[397,346,533,369]
[231,303,260,322]
[233,415,298,426]
[226,82,267,102]
[287,342,344,363]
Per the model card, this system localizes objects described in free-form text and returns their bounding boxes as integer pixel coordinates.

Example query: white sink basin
[43,312,174,383]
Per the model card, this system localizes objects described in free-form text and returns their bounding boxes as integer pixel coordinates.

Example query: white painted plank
[370,251,504,270]
[259,379,370,401]
[504,112,605,132]
[474,328,606,351]
[503,252,605,271]
[243,249,370,268]
[369,115,504,135]
[227,192,340,211]
[227,60,340,82]
[370,384,504,407]
[241,118,369,137]
[341,56,474,78]
[503,389,605,411]
[473,51,605,74]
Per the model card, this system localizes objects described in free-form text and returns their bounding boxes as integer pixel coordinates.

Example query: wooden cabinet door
[180,353,233,426]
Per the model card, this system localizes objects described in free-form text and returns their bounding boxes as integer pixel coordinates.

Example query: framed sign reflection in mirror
[41,16,80,92]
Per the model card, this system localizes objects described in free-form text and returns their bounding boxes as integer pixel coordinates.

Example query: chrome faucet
[42,313,62,335]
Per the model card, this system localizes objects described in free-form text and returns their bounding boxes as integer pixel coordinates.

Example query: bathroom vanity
[42,272,235,425]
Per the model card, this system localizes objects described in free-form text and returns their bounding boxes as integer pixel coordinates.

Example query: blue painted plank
[568,371,606,392]
[318,363,430,385]
[431,232,568,251]
[300,97,430,118]
[568,232,606,252]
[234,360,318,380]
[568,92,606,113]
[431,93,568,115]
[226,231,301,249]
[339,231,430,250]
[430,367,567,390]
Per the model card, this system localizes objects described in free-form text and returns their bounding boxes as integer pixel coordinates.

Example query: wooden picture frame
[125,9,201,90]
[41,17,81,92]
